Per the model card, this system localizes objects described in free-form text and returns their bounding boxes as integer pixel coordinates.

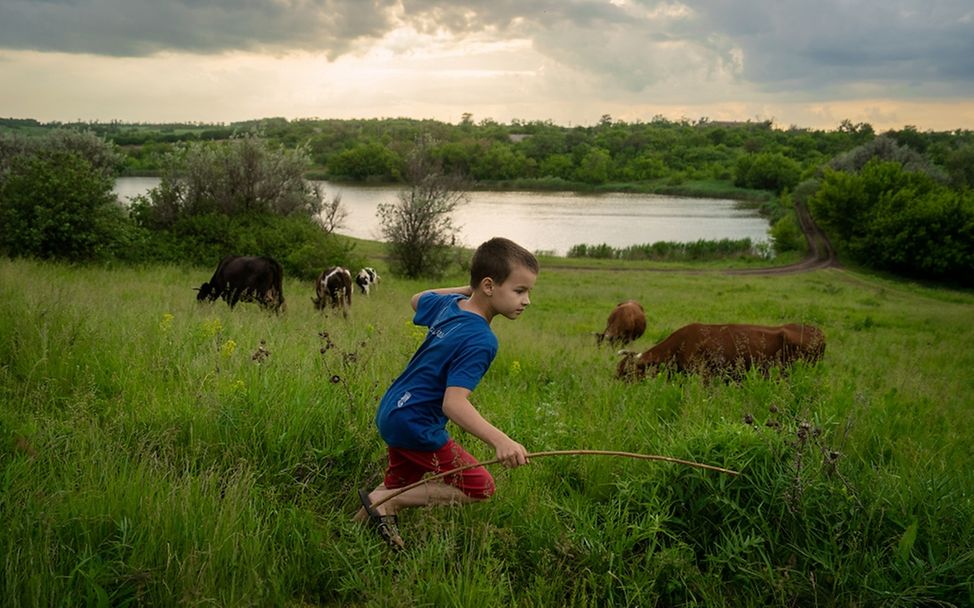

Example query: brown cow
[617,323,825,380]
[596,300,647,347]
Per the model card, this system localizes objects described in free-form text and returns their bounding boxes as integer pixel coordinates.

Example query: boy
[356,237,539,550]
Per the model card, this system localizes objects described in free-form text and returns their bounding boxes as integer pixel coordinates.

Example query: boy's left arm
[411,285,473,311]
[443,386,529,468]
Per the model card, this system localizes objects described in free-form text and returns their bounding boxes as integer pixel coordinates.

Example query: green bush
[567,239,760,261]
[128,133,357,279]
[134,213,360,280]
[811,159,974,284]
[735,152,801,193]
[0,150,125,260]
[770,212,805,254]
[133,133,324,229]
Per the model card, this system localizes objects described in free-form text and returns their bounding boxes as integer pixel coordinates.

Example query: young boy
[356,237,539,550]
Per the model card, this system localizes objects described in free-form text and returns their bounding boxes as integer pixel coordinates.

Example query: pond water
[115,178,769,256]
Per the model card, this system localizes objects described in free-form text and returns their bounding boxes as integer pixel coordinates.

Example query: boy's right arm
[410,285,473,311]
[443,386,529,468]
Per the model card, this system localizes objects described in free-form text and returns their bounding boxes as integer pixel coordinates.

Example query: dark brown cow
[196,255,285,312]
[596,300,647,346]
[313,266,352,316]
[617,323,825,380]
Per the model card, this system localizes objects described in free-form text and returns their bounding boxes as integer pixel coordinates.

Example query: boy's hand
[494,436,529,468]
[442,387,529,468]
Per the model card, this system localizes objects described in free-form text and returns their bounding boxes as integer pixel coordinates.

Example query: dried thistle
[251,340,271,364]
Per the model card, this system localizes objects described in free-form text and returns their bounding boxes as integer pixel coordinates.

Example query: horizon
[5,113,969,135]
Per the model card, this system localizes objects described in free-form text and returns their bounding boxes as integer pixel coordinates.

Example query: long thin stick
[370,449,739,510]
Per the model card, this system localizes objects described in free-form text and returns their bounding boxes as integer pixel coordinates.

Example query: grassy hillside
[1,255,972,606]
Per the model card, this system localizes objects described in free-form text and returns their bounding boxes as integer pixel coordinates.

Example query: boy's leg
[364,481,475,517]
[355,439,494,520]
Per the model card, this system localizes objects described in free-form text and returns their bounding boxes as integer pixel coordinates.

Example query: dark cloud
[1,0,971,96]
[0,0,399,57]
[685,1,974,90]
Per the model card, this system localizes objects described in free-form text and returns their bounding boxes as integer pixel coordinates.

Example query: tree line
[1,115,973,284]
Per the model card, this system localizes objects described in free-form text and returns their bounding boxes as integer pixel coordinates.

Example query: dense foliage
[0,129,359,279]
[4,116,974,284]
[811,159,974,285]
[128,134,359,279]
[0,131,130,260]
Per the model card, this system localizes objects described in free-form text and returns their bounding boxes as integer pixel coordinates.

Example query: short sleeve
[413,292,451,327]
[446,343,496,391]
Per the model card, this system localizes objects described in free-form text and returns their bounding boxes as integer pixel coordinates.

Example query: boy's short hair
[470,237,539,287]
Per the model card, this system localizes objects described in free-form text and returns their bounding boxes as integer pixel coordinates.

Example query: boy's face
[487,264,537,320]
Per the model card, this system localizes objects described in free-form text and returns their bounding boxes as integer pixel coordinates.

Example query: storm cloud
[2,0,972,96]
[2,0,972,127]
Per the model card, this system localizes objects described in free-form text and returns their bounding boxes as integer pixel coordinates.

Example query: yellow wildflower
[510,360,522,376]
[203,318,223,338]
[159,313,174,332]
[221,339,237,358]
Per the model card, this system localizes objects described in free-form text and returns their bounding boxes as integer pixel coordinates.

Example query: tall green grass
[1,258,972,606]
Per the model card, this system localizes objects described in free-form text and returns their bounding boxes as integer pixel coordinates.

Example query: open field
[1,254,972,606]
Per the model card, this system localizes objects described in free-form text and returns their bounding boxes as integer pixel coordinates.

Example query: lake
[115,178,770,256]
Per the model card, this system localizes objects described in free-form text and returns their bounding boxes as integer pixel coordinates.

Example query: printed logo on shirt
[429,324,458,340]
[396,391,412,408]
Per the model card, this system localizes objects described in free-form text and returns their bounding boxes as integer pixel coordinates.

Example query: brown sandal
[358,489,405,552]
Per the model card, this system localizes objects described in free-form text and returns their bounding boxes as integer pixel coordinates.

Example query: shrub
[128,133,354,279]
[734,152,801,193]
[378,141,467,278]
[133,133,328,229]
[133,213,359,280]
[810,160,974,284]
[770,212,805,254]
[567,239,760,261]
[0,150,126,261]
[828,134,946,181]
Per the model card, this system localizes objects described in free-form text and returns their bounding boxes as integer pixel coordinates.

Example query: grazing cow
[196,255,285,312]
[617,323,825,381]
[355,267,381,295]
[596,300,646,346]
[314,266,353,316]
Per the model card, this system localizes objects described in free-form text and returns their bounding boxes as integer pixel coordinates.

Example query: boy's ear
[478,276,495,295]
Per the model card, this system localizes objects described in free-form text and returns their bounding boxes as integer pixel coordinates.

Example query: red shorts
[384,439,495,499]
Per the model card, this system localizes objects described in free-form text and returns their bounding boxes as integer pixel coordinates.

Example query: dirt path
[723,200,838,276]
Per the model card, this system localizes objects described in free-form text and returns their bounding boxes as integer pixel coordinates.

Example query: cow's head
[264,289,286,313]
[616,350,647,381]
[196,282,213,302]
[312,278,328,310]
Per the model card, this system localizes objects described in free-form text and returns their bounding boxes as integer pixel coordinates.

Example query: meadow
[1,253,972,607]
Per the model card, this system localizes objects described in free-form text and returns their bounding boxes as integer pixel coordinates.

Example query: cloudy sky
[2,0,972,131]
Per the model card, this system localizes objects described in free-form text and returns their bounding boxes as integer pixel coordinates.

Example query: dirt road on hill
[723,201,838,276]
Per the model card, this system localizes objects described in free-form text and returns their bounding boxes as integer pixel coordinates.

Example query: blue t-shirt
[375,292,498,451]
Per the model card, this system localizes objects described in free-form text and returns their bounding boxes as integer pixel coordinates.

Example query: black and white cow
[314,266,353,316]
[355,267,381,295]
[196,255,285,312]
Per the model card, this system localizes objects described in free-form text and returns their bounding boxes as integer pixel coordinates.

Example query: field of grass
[1,254,973,606]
